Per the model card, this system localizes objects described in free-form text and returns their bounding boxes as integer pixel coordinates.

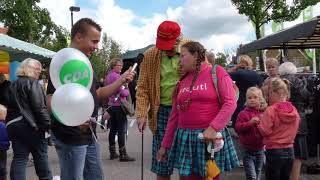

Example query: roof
[0,34,56,61]
[122,44,154,60]
[238,16,320,54]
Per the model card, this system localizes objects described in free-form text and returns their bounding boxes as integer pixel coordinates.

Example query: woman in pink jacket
[157,41,239,180]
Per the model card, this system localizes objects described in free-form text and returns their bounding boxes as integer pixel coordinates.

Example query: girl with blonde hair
[235,87,266,180]
[258,77,300,180]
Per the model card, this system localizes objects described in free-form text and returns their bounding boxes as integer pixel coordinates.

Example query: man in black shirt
[47,18,135,180]
[0,73,10,107]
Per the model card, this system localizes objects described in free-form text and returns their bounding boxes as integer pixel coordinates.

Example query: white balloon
[49,48,93,89]
[51,83,94,126]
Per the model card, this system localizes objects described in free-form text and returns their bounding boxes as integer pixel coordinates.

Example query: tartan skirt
[168,128,240,177]
[151,105,173,176]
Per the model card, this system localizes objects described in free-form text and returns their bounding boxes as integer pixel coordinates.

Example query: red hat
[156,21,181,51]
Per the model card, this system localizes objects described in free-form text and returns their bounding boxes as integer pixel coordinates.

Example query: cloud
[178,0,251,39]
[38,0,76,29]
[38,0,262,53]
[171,0,253,52]
[94,0,166,51]
[38,0,101,30]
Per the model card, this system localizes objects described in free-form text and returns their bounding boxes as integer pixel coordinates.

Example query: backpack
[211,64,239,103]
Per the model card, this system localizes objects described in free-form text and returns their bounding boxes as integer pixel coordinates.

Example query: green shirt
[160,53,180,105]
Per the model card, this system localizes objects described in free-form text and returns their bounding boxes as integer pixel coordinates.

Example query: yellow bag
[206,159,220,180]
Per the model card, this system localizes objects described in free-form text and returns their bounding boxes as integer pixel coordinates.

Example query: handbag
[118,85,135,117]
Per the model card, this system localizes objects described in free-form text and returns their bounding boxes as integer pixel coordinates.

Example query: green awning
[122,44,154,60]
[0,34,56,61]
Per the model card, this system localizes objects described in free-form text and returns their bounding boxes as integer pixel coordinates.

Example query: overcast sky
[38,0,320,54]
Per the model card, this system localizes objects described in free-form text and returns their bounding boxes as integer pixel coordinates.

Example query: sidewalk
[5,118,320,179]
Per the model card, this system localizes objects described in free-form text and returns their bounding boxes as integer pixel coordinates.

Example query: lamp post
[69,6,80,29]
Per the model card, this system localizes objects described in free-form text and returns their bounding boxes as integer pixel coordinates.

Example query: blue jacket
[0,121,10,150]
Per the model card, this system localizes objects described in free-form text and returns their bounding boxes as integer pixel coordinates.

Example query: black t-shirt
[47,74,99,145]
[0,80,11,107]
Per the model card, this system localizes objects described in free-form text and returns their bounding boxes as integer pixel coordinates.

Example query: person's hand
[79,121,90,131]
[137,117,147,132]
[121,67,136,83]
[249,117,260,125]
[156,147,167,162]
[236,63,246,70]
[203,126,218,142]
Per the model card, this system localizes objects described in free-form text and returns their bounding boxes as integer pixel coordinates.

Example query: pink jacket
[105,70,129,106]
[161,64,237,149]
[235,107,264,151]
[258,102,300,149]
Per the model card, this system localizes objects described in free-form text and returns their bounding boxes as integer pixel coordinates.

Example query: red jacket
[258,102,300,149]
[235,107,264,151]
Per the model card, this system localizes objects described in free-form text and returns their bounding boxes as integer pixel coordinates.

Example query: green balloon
[59,60,91,87]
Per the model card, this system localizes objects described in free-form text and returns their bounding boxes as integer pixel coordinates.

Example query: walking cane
[141,131,144,180]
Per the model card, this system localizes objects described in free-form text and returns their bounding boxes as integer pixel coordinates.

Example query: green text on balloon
[59,60,91,87]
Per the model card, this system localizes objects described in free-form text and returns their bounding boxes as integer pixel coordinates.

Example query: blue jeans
[243,149,264,180]
[10,138,52,180]
[52,136,104,180]
[265,148,294,180]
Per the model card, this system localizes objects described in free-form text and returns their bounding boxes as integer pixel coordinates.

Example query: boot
[109,145,119,159]
[119,146,135,162]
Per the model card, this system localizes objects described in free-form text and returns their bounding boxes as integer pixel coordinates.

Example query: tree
[109,39,122,60]
[231,0,319,70]
[90,52,106,81]
[0,0,56,44]
[215,52,228,67]
[0,0,69,54]
[41,25,69,52]
[91,33,123,80]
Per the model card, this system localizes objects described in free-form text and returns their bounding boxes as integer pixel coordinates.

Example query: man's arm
[136,49,153,119]
[136,48,155,131]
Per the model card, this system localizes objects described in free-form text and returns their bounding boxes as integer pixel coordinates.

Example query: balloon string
[89,123,98,142]
[92,106,111,119]
[90,118,106,129]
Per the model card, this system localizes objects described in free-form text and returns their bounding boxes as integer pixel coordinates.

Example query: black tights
[108,106,127,148]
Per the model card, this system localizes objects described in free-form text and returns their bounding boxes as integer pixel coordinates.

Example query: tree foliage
[0,0,69,51]
[91,33,123,80]
[1,0,52,43]
[215,52,228,67]
[231,0,319,70]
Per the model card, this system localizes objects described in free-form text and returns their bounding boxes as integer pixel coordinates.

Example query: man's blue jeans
[243,149,264,180]
[10,138,52,180]
[53,136,104,180]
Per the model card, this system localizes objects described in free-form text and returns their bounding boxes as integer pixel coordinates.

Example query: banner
[0,50,10,74]
[303,6,314,60]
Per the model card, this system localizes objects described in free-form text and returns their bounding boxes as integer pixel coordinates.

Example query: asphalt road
[6,117,320,180]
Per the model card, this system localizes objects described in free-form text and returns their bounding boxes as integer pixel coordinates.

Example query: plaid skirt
[151,105,173,176]
[168,128,239,177]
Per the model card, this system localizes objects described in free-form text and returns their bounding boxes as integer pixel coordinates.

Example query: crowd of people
[0,17,319,180]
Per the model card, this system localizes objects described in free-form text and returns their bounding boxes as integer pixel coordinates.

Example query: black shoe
[119,147,135,162]
[109,145,119,160]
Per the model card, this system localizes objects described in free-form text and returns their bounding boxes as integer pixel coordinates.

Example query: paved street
[6,117,320,180]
